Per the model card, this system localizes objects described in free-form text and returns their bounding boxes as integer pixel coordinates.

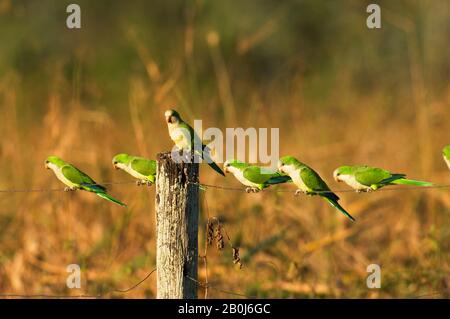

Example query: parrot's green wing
[299,165,353,221]
[61,164,125,206]
[243,166,276,184]
[379,173,407,185]
[62,165,106,192]
[179,121,211,155]
[354,167,393,186]
[177,121,224,176]
[178,121,197,145]
[61,165,97,185]
[130,157,156,176]
[299,166,331,192]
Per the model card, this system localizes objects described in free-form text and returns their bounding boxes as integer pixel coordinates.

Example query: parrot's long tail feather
[208,161,225,176]
[323,196,355,222]
[266,175,292,185]
[379,174,406,185]
[96,192,127,207]
[81,183,107,192]
[197,148,225,176]
[391,178,434,187]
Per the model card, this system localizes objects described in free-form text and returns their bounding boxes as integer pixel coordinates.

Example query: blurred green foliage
[1,0,448,119]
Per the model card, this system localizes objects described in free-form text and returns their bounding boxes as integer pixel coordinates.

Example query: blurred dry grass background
[0,0,449,298]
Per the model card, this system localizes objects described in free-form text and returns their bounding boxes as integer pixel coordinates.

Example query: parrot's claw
[146,181,153,187]
[294,189,304,196]
[64,187,75,192]
[245,187,259,193]
[136,180,142,186]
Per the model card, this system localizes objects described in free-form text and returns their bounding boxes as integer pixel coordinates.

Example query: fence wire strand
[1,180,450,194]
[0,268,156,299]
[193,182,450,194]
[0,181,137,193]
[0,179,448,299]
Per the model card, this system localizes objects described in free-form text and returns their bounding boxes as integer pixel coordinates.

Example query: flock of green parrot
[45,109,450,222]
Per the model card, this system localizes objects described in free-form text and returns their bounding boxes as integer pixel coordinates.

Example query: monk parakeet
[443,146,450,169]
[333,165,434,192]
[223,159,291,192]
[112,153,156,186]
[45,156,126,207]
[278,156,355,222]
[164,109,225,176]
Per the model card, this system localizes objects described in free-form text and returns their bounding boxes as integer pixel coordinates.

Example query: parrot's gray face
[168,116,177,124]
[112,160,127,170]
[45,161,58,172]
[223,162,231,173]
[165,110,180,125]
[333,170,341,182]
[278,162,295,175]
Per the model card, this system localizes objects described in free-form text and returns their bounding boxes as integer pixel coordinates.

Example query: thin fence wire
[193,182,450,194]
[0,181,137,193]
[0,179,448,299]
[186,275,257,299]
[0,268,156,299]
[1,180,450,194]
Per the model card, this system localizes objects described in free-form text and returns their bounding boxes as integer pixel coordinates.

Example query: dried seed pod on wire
[232,247,243,269]
[215,224,225,250]
[206,219,215,246]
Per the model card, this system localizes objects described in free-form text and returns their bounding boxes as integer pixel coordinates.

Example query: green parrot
[223,159,291,192]
[278,156,355,222]
[164,109,225,176]
[112,153,156,186]
[45,156,126,207]
[333,165,434,192]
[443,146,450,169]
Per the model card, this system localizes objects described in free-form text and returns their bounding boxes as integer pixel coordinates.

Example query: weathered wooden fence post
[155,151,199,299]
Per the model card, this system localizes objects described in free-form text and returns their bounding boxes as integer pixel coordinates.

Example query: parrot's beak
[45,162,50,169]
[223,166,228,173]
[333,172,340,183]
[113,162,119,170]
[166,115,172,124]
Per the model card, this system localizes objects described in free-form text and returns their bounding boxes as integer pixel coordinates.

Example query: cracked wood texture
[155,151,199,299]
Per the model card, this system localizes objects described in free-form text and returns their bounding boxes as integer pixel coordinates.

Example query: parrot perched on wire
[45,156,126,207]
[223,159,291,192]
[112,153,156,186]
[278,155,355,221]
[333,165,433,192]
[164,109,225,176]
